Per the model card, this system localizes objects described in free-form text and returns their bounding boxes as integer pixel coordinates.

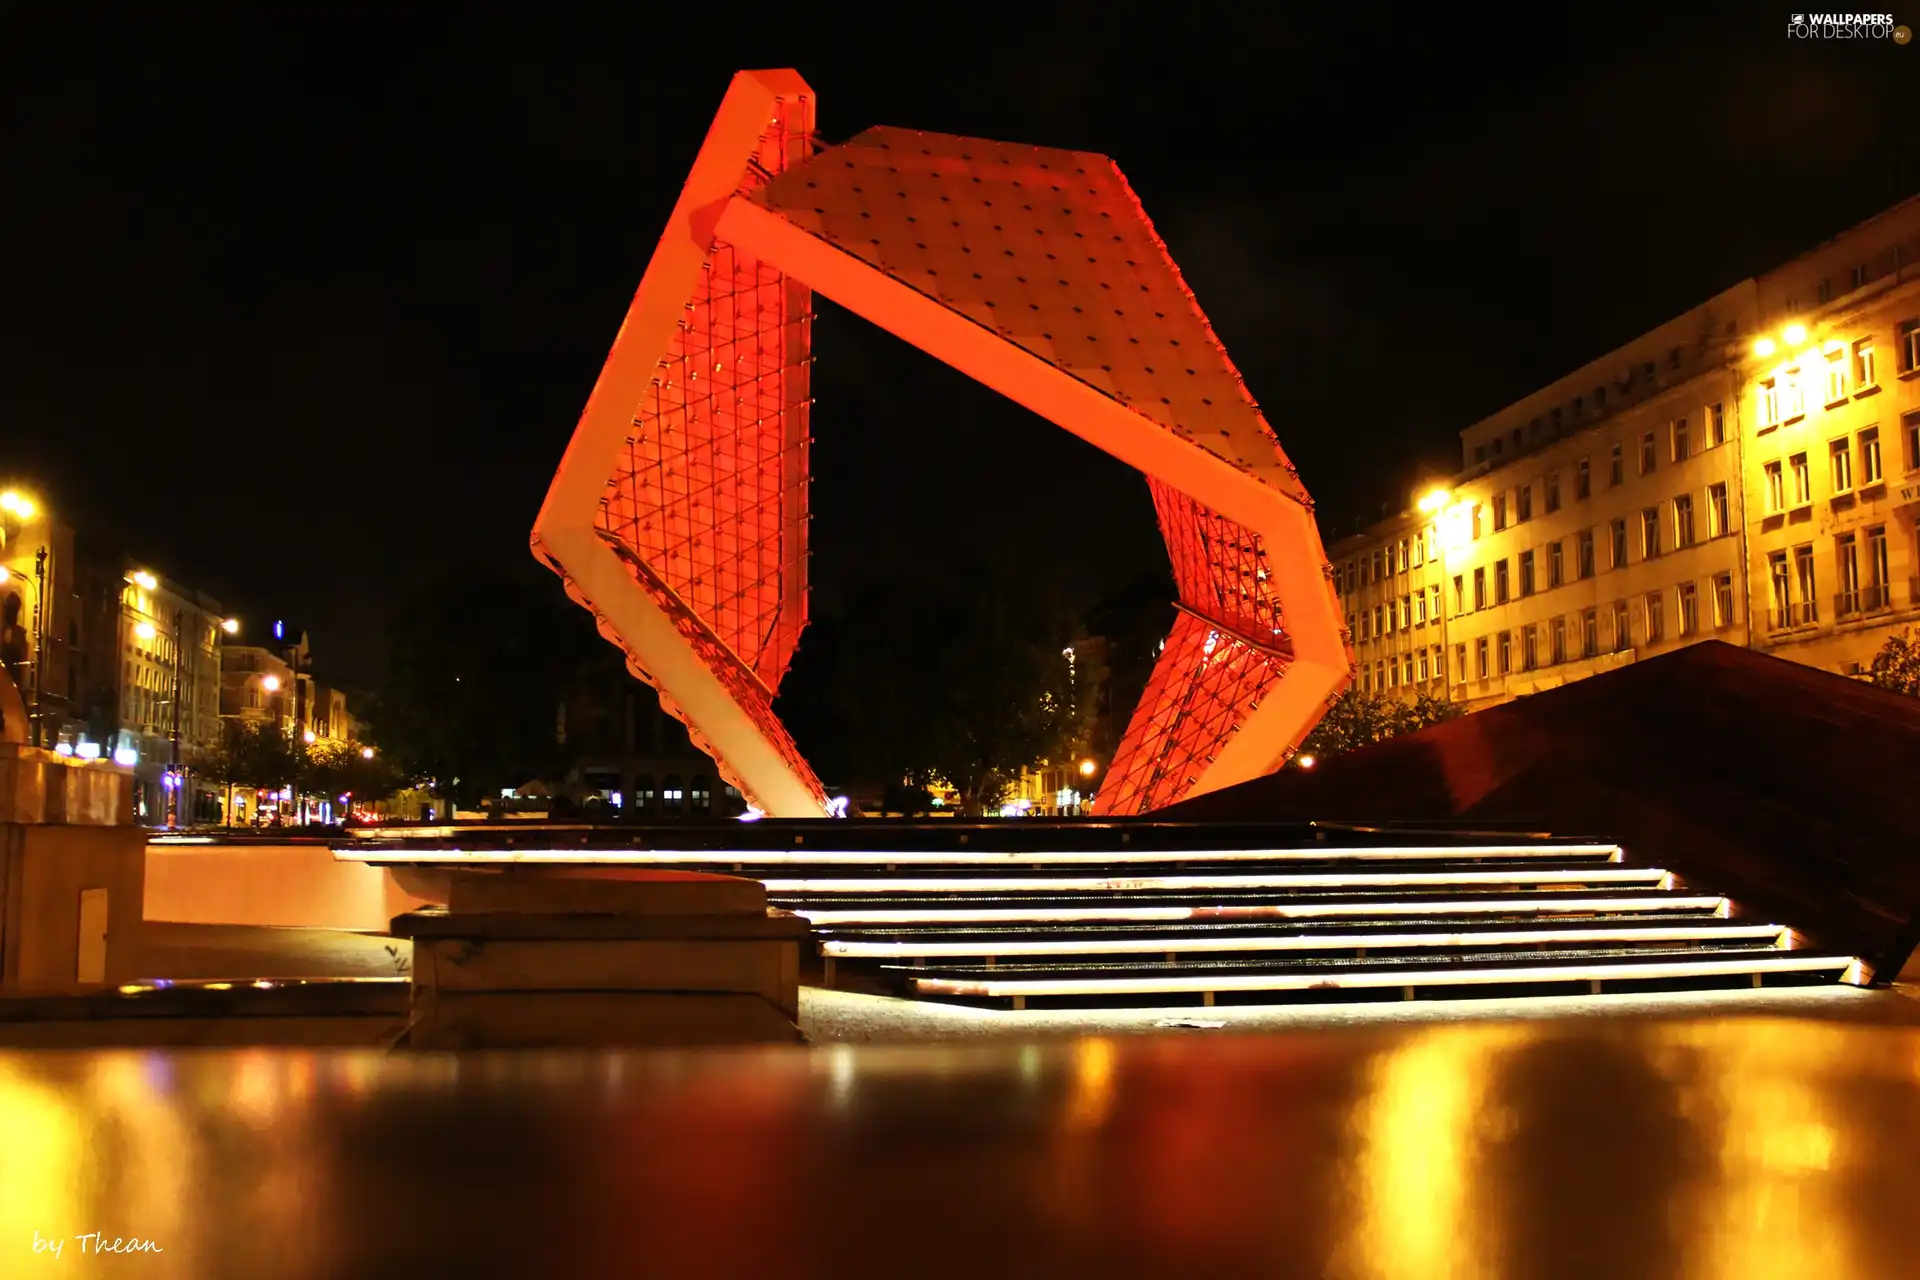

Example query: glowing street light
[134,621,157,641]
[0,490,37,520]
[221,618,240,635]
[302,730,317,745]
[1296,753,1318,769]
[131,570,158,591]
[1753,336,1777,358]
[361,747,375,759]
[1416,487,1450,514]
[1783,322,1808,346]
[1079,759,1097,778]
[261,675,281,692]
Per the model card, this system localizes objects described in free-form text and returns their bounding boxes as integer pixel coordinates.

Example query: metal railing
[1768,602,1818,631]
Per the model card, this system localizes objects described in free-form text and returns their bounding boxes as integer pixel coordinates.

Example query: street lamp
[0,490,36,520]
[361,747,375,760]
[221,618,239,635]
[1078,759,1097,778]
[261,675,281,692]
[131,570,158,591]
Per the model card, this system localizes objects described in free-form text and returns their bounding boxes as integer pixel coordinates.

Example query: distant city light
[131,570,158,591]
[0,490,37,520]
[273,620,284,640]
[221,618,240,635]
[112,746,138,767]
[1417,487,1450,514]
[1297,753,1318,769]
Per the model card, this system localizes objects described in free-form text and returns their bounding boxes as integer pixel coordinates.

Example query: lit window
[1411,535,1424,568]
[1495,559,1510,605]
[1493,493,1508,531]
[1581,607,1598,658]
[1497,630,1512,675]
[1830,437,1853,494]
[1759,378,1780,428]
[1708,401,1726,447]
[1768,551,1792,630]
[1826,348,1850,404]
[1678,581,1699,636]
[1473,568,1486,610]
[1712,571,1735,628]
[1548,541,1564,588]
[1399,538,1410,573]
[1402,652,1415,686]
[1790,452,1812,505]
[1453,574,1465,612]
[1645,590,1665,644]
[1907,410,1920,471]
[1854,338,1877,390]
[1429,583,1441,622]
[1782,367,1805,420]
[1763,460,1783,513]
[1550,616,1566,664]
[1515,483,1532,522]
[1417,649,1429,681]
[1866,525,1890,610]
[1836,533,1860,617]
[1472,504,1483,540]
[1642,507,1661,558]
[1860,426,1882,486]
[1475,636,1489,679]
[1610,517,1628,569]
[1673,493,1696,548]
[1415,591,1427,626]
[1519,550,1535,597]
[1793,544,1818,623]
[1522,625,1538,671]
[1577,528,1595,579]
[1900,318,1920,374]
[1612,599,1631,652]
[1455,642,1467,680]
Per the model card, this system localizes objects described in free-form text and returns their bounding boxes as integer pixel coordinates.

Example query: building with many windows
[1334,193,1920,712]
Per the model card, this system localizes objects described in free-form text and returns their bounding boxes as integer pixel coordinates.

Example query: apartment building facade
[1334,194,1920,711]
[1741,201,1920,675]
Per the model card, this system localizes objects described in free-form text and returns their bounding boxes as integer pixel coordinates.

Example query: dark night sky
[5,8,1917,685]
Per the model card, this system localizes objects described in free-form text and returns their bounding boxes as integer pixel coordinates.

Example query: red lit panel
[534,72,1350,817]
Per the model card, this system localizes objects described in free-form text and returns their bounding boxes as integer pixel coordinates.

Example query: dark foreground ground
[2,1015,1917,1278]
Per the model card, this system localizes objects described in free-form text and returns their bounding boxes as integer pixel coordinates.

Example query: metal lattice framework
[532,70,1350,817]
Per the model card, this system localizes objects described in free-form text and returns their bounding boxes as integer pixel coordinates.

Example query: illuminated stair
[339,830,1866,1011]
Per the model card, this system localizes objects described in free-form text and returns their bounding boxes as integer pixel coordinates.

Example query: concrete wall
[144,842,431,932]
[2,823,146,992]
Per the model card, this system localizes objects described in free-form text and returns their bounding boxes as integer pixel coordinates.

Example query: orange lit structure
[533,69,1348,818]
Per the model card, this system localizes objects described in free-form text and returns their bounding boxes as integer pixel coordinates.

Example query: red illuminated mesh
[1149,479,1284,644]
[750,127,1307,506]
[1095,611,1285,816]
[602,537,826,807]
[599,96,814,694]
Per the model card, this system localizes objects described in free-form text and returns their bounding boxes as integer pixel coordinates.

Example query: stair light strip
[331,843,1625,867]
[763,869,1667,894]
[820,923,1787,958]
[911,953,1857,999]
[796,895,1730,926]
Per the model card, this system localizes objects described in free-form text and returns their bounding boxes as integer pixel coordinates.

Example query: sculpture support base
[390,869,808,1048]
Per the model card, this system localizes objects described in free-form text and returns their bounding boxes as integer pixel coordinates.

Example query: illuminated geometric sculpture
[533,69,1349,818]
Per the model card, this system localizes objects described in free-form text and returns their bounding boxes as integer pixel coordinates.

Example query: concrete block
[1,823,147,992]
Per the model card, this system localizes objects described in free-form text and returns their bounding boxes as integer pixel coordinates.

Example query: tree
[201,721,300,824]
[1298,689,1462,760]
[361,568,598,812]
[303,739,407,814]
[785,567,1085,814]
[1869,627,1920,696]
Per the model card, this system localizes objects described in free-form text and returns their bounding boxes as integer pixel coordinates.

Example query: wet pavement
[2,1015,1917,1277]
